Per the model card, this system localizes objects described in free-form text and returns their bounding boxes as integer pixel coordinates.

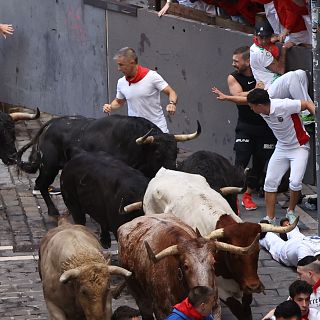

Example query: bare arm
[301,100,316,115]
[266,47,287,75]
[212,87,248,104]
[102,98,126,114]
[162,85,178,115]
[227,75,250,97]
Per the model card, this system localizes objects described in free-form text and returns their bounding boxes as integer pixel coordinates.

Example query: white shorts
[264,145,309,192]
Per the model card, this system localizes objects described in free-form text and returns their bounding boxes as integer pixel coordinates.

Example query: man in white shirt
[250,18,311,102]
[297,256,320,311]
[103,47,178,133]
[247,88,315,224]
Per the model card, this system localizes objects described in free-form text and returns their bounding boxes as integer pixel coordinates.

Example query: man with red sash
[297,256,320,311]
[166,286,216,320]
[250,17,311,102]
[103,47,178,133]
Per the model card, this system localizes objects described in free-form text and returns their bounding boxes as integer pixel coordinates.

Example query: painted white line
[0,246,13,251]
[0,255,39,262]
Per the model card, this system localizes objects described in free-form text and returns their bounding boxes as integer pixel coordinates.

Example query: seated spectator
[165,286,216,320]
[0,23,14,38]
[112,306,141,320]
[263,280,320,319]
[297,256,320,310]
[253,1,311,46]
[158,0,219,17]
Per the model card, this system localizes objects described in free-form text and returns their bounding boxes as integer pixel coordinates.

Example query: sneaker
[241,192,257,210]
[261,216,276,226]
[32,186,61,196]
[285,209,298,225]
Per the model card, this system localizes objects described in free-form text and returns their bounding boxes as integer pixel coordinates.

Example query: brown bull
[118,214,258,320]
[39,217,132,320]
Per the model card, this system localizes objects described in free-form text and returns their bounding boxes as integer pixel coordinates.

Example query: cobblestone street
[0,110,318,319]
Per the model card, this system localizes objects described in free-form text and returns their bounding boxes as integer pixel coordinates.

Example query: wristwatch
[169,101,177,106]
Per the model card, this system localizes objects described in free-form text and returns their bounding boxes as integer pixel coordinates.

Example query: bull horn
[107,265,132,277]
[59,267,81,283]
[123,201,143,213]
[145,241,179,263]
[220,187,243,195]
[10,107,40,121]
[174,121,201,142]
[259,217,299,233]
[205,228,225,240]
[136,129,154,145]
[215,234,259,255]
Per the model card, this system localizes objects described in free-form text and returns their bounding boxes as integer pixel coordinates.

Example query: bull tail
[16,118,56,173]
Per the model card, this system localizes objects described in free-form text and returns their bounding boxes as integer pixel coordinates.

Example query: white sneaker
[286,210,298,224]
[262,216,276,226]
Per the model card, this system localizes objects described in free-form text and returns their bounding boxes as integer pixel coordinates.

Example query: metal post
[311,0,320,234]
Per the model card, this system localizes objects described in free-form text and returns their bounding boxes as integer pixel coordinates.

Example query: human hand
[103,104,112,114]
[158,3,170,17]
[166,103,176,115]
[211,87,228,101]
[0,24,14,39]
[279,29,289,43]
[282,41,294,49]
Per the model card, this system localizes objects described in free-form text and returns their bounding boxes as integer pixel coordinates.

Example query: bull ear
[59,267,81,283]
[195,228,202,238]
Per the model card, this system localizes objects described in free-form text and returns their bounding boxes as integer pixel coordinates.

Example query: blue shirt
[166,308,214,320]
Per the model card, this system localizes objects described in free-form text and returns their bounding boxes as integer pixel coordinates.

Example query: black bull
[17,114,200,217]
[61,151,149,248]
[0,108,40,165]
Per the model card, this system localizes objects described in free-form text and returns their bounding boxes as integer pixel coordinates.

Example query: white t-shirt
[310,286,320,311]
[250,43,280,90]
[260,99,309,149]
[116,70,169,133]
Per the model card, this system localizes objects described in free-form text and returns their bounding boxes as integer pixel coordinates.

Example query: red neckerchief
[125,65,149,86]
[313,277,320,293]
[174,298,204,320]
[253,36,280,59]
[302,310,309,320]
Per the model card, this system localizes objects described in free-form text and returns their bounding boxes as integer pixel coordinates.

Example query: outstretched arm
[212,87,248,104]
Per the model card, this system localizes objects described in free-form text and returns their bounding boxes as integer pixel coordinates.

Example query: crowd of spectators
[159,0,311,47]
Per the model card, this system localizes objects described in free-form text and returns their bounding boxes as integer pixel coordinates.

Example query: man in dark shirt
[224,46,276,210]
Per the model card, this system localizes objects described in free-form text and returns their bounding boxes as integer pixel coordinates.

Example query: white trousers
[259,227,320,267]
[268,70,311,101]
[264,145,309,192]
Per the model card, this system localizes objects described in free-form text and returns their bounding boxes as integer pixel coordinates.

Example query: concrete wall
[0,0,107,118]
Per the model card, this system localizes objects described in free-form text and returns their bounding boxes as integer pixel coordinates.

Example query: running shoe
[261,215,276,226]
[241,192,257,210]
[32,186,61,196]
[285,209,298,225]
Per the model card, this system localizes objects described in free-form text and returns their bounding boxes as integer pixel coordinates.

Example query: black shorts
[234,126,276,156]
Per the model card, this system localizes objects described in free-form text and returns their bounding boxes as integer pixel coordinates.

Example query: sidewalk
[0,110,318,319]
